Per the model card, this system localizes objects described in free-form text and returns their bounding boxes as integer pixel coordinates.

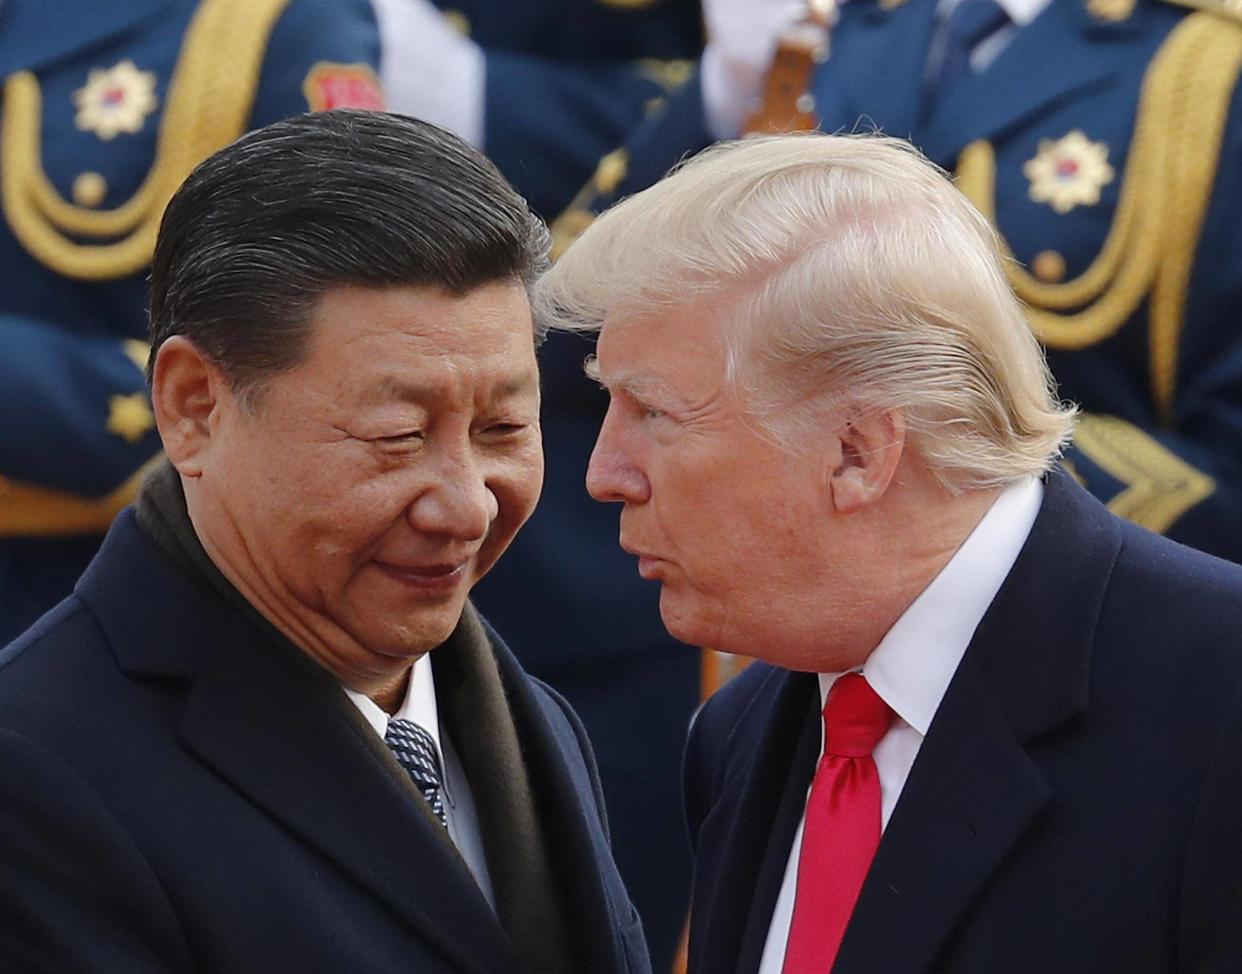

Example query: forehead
[300,281,538,395]
[595,300,728,384]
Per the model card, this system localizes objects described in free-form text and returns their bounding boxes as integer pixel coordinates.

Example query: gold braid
[954,13,1242,405]
[1149,16,1242,423]
[0,0,294,281]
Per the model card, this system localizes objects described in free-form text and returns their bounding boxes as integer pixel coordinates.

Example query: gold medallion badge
[1023,130,1115,214]
[73,61,159,140]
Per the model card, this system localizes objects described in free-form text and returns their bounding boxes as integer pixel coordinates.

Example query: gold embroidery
[1073,414,1215,532]
[1,0,295,281]
[593,148,630,196]
[0,455,164,538]
[955,15,1242,427]
[1087,0,1135,22]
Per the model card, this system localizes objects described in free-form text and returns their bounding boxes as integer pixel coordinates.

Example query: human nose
[586,407,650,504]
[406,445,498,542]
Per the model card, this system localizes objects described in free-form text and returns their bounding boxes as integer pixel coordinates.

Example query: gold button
[1032,249,1067,283]
[72,171,108,208]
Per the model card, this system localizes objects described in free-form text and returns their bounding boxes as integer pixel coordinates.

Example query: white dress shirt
[933,0,1053,74]
[345,654,496,908]
[756,476,1043,974]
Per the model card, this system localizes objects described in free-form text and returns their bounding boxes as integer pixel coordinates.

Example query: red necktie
[782,673,895,974]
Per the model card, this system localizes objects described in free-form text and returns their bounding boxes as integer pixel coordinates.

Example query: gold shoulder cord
[1,0,294,281]
[955,13,1242,426]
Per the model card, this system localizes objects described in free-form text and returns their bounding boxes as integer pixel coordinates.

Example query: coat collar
[0,0,176,78]
[76,512,527,973]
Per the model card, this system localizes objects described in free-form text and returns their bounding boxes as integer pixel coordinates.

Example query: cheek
[495,446,544,523]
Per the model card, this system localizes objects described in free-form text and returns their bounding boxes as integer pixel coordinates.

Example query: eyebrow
[590,362,681,410]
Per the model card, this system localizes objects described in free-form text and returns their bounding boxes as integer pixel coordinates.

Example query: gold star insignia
[107,393,155,444]
[73,61,159,141]
[1023,130,1115,214]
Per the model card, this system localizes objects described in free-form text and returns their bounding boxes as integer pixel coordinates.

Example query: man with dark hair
[0,109,649,974]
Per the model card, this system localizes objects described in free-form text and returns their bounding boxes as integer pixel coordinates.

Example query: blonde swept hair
[535,132,1077,492]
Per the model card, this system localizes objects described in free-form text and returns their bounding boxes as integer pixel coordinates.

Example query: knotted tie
[923,0,1010,111]
[782,673,895,974]
[385,718,447,828]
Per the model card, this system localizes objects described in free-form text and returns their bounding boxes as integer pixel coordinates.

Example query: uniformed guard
[557,0,1242,568]
[375,4,705,969]
[376,0,701,221]
[0,0,384,645]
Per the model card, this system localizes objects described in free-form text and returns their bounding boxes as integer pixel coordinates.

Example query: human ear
[828,408,906,514]
[150,336,229,478]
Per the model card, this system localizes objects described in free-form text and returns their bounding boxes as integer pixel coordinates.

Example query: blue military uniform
[439,3,705,968]
[559,0,1242,563]
[0,0,383,644]
[435,0,701,219]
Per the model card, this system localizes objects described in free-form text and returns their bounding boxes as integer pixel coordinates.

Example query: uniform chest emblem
[73,61,159,141]
[302,63,386,112]
[1022,130,1115,214]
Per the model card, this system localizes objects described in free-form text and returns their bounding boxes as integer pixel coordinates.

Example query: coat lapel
[81,513,522,974]
[920,0,1136,164]
[690,668,822,974]
[835,472,1121,973]
[820,0,941,140]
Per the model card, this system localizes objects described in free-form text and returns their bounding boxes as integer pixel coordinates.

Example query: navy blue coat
[0,0,383,644]
[0,510,648,974]
[563,0,1242,563]
[683,471,1242,973]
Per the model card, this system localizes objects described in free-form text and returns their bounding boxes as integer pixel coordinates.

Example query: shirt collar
[344,652,442,751]
[819,475,1043,734]
[936,0,1051,28]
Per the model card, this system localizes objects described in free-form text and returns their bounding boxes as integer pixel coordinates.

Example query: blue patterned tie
[924,0,1010,111]
[385,718,447,827]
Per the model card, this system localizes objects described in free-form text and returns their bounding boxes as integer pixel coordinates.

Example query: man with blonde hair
[539,132,1242,973]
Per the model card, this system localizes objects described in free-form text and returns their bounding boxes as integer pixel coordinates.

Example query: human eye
[478,418,534,440]
[374,429,424,447]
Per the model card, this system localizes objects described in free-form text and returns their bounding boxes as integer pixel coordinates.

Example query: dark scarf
[135,461,577,974]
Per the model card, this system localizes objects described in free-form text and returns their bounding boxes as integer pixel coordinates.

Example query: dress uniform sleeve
[549,68,716,257]
[249,0,384,126]
[482,53,697,219]
[0,316,154,498]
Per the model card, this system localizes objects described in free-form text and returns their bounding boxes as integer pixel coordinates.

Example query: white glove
[701,0,809,140]
[372,0,485,147]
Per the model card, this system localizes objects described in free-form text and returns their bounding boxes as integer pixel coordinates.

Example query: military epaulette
[1158,0,1242,25]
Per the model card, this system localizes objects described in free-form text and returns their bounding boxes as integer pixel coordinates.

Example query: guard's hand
[372,0,485,147]
[702,0,804,139]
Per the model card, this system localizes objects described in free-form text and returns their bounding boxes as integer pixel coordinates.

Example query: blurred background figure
[376,4,706,969]
[559,0,1242,565]
[0,0,384,645]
